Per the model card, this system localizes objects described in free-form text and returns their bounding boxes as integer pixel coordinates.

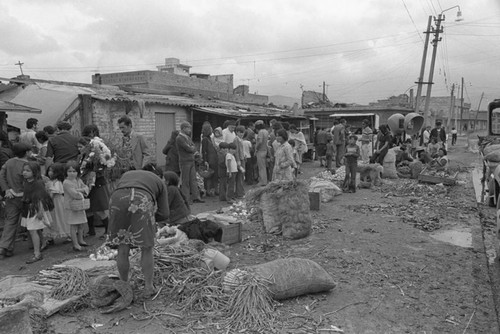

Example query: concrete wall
[93,71,233,96]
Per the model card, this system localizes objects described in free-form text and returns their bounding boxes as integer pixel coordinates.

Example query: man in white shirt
[222,121,236,144]
[19,118,41,154]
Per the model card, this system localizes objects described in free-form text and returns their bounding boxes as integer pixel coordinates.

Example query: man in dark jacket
[430,121,447,148]
[176,121,204,204]
[46,121,79,163]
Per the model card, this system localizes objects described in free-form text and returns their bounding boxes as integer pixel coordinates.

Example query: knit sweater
[0,157,28,194]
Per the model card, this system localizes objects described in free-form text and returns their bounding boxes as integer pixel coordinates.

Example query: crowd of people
[0,116,155,265]
[163,119,308,205]
[312,118,451,191]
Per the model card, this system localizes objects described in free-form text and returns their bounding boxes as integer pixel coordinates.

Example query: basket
[69,198,90,211]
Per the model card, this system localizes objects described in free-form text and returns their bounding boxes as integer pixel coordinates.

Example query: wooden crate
[418,168,458,185]
[217,221,242,245]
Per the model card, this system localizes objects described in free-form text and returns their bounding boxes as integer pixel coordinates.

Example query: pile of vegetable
[226,200,249,220]
[89,244,118,261]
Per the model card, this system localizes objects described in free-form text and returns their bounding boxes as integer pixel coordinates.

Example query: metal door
[155,113,175,167]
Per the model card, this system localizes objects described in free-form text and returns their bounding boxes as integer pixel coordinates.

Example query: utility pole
[415,16,433,115]
[459,77,464,135]
[423,14,444,127]
[322,81,326,102]
[473,92,484,132]
[15,61,24,75]
[447,84,455,130]
[455,83,460,130]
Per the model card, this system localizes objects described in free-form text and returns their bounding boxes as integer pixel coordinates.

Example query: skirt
[108,188,157,248]
[89,182,110,212]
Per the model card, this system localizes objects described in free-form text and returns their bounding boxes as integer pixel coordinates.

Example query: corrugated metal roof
[91,93,222,108]
[193,106,305,119]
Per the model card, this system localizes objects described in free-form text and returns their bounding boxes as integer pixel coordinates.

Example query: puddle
[430,228,473,248]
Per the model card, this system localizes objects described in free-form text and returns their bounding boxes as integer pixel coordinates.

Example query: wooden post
[79,94,93,132]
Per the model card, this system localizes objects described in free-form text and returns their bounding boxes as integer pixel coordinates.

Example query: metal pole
[415,16,433,114]
[423,14,444,127]
[459,76,464,135]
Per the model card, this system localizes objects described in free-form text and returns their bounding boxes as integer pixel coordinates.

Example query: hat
[219,142,230,149]
[255,120,264,126]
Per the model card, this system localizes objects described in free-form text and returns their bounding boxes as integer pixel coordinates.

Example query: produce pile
[316,166,345,182]
[376,179,448,197]
[226,200,249,221]
[129,242,277,332]
[421,169,455,178]
[89,244,118,261]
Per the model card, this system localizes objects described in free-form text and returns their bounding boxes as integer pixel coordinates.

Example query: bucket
[203,248,230,270]
[308,192,320,211]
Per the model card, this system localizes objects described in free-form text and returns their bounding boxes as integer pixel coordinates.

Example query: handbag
[69,198,90,211]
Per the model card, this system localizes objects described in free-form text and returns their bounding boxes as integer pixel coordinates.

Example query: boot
[87,215,96,236]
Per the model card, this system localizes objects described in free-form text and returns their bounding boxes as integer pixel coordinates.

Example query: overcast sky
[0,0,499,109]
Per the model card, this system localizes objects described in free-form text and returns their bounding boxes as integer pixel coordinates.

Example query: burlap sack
[245,258,336,300]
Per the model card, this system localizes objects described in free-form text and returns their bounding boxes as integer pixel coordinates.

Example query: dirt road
[2,135,499,333]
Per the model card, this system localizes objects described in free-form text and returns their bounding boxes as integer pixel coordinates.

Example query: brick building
[92,58,269,105]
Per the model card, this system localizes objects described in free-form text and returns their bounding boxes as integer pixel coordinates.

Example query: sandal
[26,254,43,264]
[40,244,48,252]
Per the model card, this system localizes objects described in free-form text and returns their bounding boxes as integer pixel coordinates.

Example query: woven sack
[245,258,336,300]
[280,187,312,240]
[260,192,281,234]
[69,198,90,211]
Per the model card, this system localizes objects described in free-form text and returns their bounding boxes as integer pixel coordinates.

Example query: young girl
[45,163,70,245]
[63,160,90,251]
[21,161,54,264]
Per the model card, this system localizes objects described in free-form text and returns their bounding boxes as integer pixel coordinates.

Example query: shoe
[99,235,107,240]
[79,242,90,247]
[193,199,205,203]
[62,238,72,244]
[26,254,43,264]
[40,244,49,252]
[46,239,55,246]
[72,246,83,252]
[5,250,13,257]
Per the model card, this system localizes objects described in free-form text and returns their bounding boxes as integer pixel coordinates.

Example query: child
[325,138,336,172]
[343,135,360,193]
[226,142,238,204]
[63,160,90,251]
[0,143,31,259]
[21,161,54,264]
[45,163,70,245]
[163,171,191,226]
[218,142,229,203]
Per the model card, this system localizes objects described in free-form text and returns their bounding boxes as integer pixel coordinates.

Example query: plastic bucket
[203,248,230,270]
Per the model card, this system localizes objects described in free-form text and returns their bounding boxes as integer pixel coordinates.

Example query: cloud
[0,9,60,55]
